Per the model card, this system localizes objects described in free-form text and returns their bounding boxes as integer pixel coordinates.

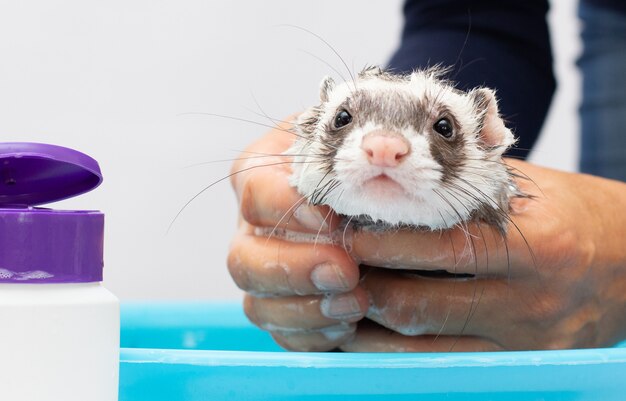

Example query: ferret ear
[472,88,515,150]
[296,107,320,136]
[319,76,335,103]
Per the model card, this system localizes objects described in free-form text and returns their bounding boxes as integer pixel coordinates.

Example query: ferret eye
[433,118,453,138]
[334,109,352,129]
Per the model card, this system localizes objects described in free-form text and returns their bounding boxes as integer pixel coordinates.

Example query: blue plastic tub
[119,302,626,400]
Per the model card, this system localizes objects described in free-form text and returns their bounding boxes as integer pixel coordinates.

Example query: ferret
[287,66,520,234]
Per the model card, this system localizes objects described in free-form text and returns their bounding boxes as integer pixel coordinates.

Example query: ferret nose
[361,131,410,167]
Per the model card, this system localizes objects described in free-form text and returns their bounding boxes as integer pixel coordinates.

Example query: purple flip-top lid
[0,143,104,283]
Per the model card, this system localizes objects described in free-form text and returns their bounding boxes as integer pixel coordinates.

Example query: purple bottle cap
[0,143,104,283]
[0,142,102,206]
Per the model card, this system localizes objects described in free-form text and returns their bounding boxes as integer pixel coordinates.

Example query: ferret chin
[361,175,406,197]
[288,66,523,234]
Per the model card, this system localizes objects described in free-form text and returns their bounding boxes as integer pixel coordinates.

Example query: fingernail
[320,293,363,320]
[311,263,350,292]
[294,205,327,231]
[319,323,357,341]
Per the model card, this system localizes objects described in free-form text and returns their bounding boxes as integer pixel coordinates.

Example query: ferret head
[288,66,517,231]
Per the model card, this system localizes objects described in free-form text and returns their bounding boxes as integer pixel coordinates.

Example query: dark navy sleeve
[388,0,556,158]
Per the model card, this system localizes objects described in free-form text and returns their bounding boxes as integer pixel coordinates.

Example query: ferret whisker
[451,178,511,221]
[450,178,537,273]
[242,106,291,132]
[502,226,512,283]
[444,180,496,207]
[454,228,480,352]
[450,173,509,208]
[467,284,487,325]
[504,215,537,271]
[432,189,473,247]
[168,160,323,233]
[341,212,354,257]
[241,106,284,129]
[440,186,491,273]
[316,181,336,206]
[432,212,459,345]
[455,170,498,188]
[509,147,535,152]
[289,160,327,165]
[502,154,527,160]
[314,207,335,250]
[235,149,321,157]
[452,285,486,352]
[438,183,480,215]
[458,164,509,175]
[454,57,485,77]
[178,112,294,133]
[434,184,489,316]
[298,48,349,84]
[441,184,480,219]
[448,180,508,232]
[181,111,339,151]
[463,158,513,167]
[238,150,349,163]
[319,180,342,205]
[309,174,334,205]
[306,171,335,205]
[465,158,542,193]
[451,9,472,80]
[275,24,357,93]
[475,223,490,276]
[435,210,450,239]
[445,181,508,237]
[247,90,295,127]
[265,172,336,245]
[236,147,347,163]
[293,124,340,151]
[183,153,334,168]
[433,193,480,353]
[264,193,310,246]
[463,165,508,176]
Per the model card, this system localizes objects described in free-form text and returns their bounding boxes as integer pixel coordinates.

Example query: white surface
[0,283,119,401]
[0,1,580,300]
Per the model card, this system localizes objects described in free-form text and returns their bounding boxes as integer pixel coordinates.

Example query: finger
[270,323,357,352]
[361,269,510,338]
[230,123,341,233]
[237,159,341,233]
[243,288,369,331]
[228,227,359,296]
[341,320,503,352]
[351,219,534,276]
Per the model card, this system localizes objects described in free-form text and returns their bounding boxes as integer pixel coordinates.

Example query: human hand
[228,121,626,351]
[343,159,626,351]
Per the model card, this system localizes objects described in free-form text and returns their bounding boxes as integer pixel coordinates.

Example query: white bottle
[0,143,119,401]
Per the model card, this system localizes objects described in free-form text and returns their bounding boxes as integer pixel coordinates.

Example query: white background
[0,1,580,300]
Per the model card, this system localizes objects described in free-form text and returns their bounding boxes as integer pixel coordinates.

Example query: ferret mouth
[367,174,396,184]
[362,174,406,194]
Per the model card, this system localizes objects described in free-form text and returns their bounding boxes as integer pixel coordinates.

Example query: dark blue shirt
[388,0,555,158]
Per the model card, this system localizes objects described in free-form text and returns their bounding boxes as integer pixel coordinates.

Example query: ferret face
[288,67,516,230]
